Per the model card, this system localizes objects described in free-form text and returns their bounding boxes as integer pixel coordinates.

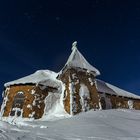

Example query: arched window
[10,91,25,117]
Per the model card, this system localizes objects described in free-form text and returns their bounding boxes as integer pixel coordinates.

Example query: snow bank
[0,109,140,140]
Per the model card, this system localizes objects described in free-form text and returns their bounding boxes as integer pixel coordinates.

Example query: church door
[100,97,106,109]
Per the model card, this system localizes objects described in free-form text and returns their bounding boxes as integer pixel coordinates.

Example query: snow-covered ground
[0,109,140,140]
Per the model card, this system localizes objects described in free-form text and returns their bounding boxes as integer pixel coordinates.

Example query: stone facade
[58,68,100,115]
[1,84,57,119]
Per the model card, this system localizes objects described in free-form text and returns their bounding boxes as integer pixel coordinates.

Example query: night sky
[0,0,140,102]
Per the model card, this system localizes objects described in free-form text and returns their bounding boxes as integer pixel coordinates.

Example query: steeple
[72,41,77,51]
[62,41,100,77]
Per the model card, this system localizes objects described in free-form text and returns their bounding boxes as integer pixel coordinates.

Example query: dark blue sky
[0,0,140,101]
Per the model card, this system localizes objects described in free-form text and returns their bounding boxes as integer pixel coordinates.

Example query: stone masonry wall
[1,85,50,119]
[59,68,100,115]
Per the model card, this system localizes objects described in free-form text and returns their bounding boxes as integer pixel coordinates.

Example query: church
[1,42,140,120]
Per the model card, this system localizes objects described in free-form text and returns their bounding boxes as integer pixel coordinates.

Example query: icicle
[69,76,74,116]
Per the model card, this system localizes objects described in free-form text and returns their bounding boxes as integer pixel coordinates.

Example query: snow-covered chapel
[1,42,140,120]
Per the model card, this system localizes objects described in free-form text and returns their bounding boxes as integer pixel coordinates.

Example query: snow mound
[0,109,140,140]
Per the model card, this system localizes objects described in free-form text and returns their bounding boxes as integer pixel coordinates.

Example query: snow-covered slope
[0,109,140,140]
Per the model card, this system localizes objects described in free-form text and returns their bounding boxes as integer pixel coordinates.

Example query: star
[55,16,60,21]
[24,12,33,20]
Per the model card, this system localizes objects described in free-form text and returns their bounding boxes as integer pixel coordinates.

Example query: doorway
[100,97,106,110]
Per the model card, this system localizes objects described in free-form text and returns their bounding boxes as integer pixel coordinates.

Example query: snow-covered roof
[4,70,59,88]
[96,79,117,95]
[62,41,100,76]
[106,83,140,99]
[96,79,140,99]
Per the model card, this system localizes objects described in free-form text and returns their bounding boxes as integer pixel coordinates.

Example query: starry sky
[0,0,140,102]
